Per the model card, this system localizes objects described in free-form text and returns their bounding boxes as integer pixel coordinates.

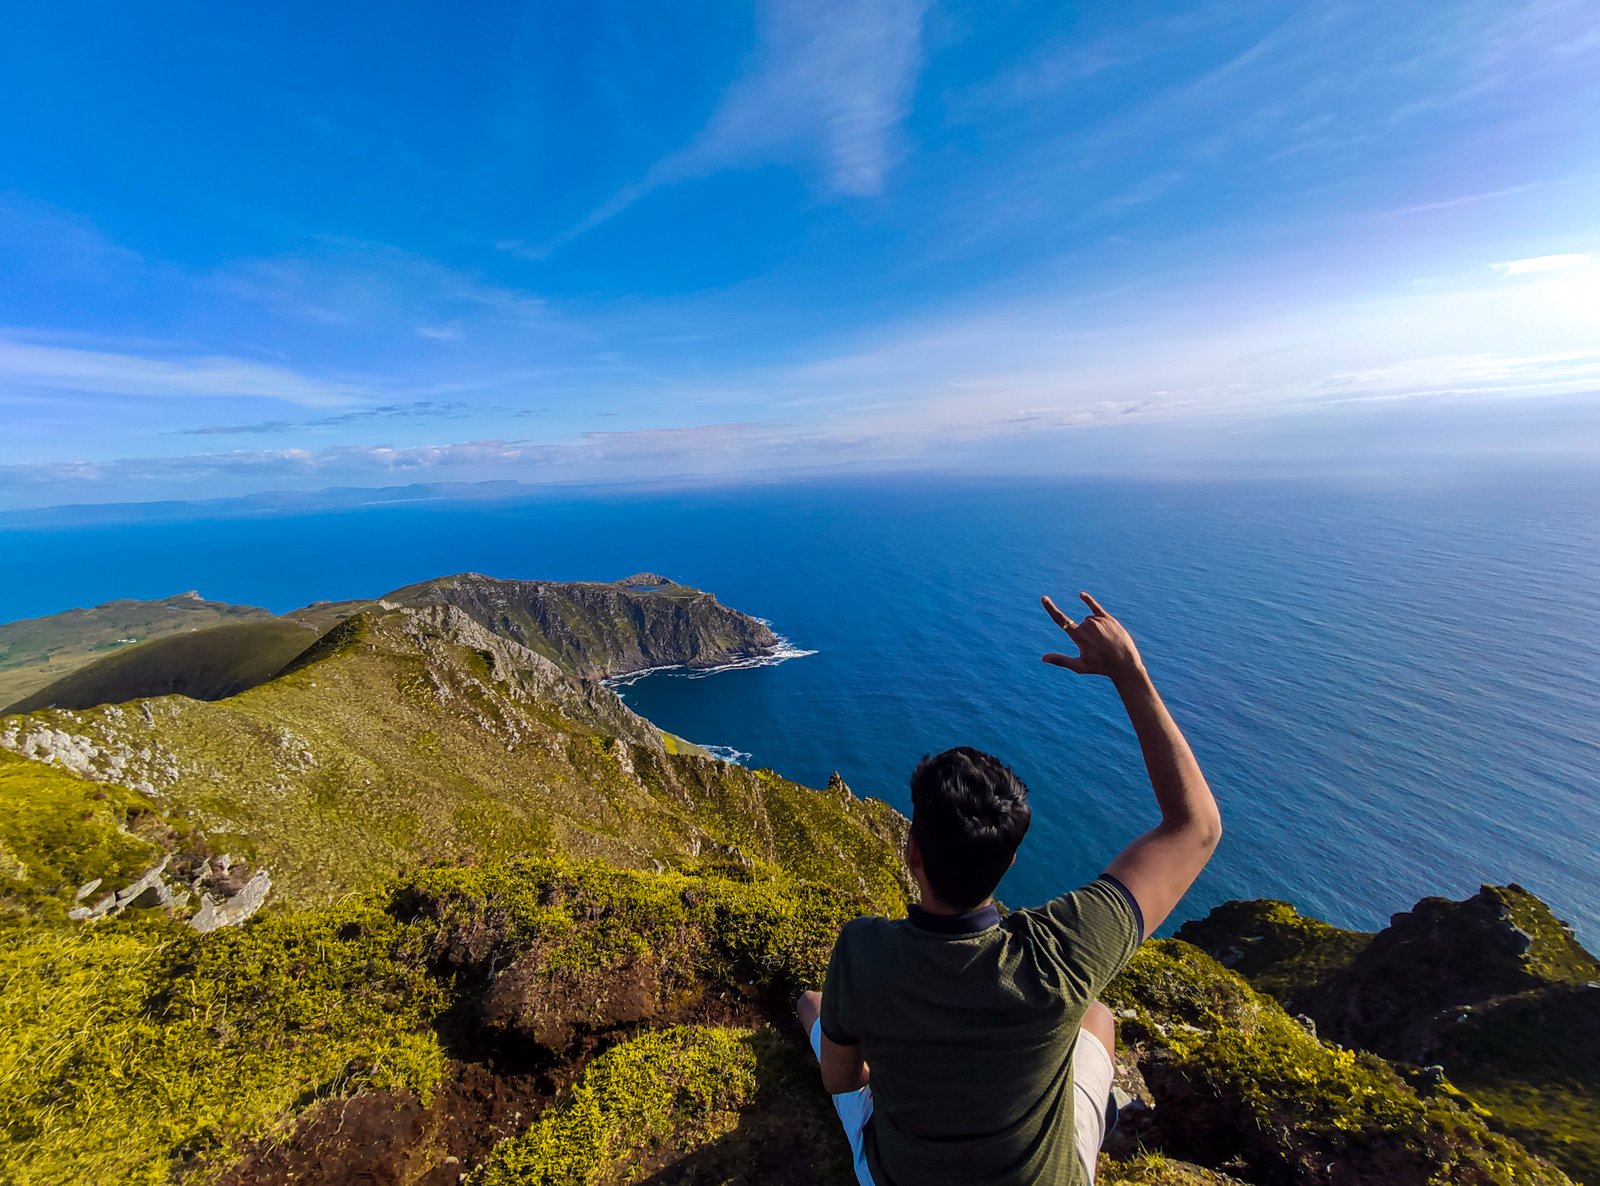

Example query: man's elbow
[1161,810,1222,851]
[821,1063,868,1094]
[820,1069,857,1094]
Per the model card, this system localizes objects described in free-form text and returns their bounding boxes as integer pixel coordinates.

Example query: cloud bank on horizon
[1,0,1597,507]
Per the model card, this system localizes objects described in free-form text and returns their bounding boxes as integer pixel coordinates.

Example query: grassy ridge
[1,607,908,906]
[1177,892,1600,1183]
[0,593,276,709]
[4,620,323,715]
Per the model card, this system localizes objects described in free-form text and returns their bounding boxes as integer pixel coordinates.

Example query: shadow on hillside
[635,1026,859,1186]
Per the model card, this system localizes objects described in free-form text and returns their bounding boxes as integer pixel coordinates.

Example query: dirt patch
[215,1059,547,1186]
[480,950,670,1054]
[219,984,778,1186]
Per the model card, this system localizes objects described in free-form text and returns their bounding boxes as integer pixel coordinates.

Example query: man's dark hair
[909,746,1032,910]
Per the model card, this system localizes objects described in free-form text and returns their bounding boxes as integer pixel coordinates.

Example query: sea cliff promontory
[0,575,1592,1185]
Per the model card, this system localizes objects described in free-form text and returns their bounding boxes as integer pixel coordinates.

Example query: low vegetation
[0,577,1590,1185]
[1102,939,1573,1184]
[1178,890,1600,1183]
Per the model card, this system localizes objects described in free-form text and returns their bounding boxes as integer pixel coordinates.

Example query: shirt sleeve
[1031,875,1143,997]
[819,921,861,1046]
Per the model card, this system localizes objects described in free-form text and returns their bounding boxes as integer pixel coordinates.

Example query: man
[797,591,1222,1186]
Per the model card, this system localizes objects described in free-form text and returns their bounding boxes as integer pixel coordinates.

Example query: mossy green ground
[1178,893,1600,1183]
[0,856,1581,1185]
[0,903,447,1186]
[468,1026,759,1185]
[1173,898,1372,1012]
[0,855,900,1185]
[0,750,168,925]
[1102,940,1573,1185]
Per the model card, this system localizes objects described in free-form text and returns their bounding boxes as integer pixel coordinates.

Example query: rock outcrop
[1180,887,1600,1183]
[383,572,781,681]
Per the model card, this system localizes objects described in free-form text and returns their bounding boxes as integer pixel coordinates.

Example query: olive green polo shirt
[820,876,1143,1186]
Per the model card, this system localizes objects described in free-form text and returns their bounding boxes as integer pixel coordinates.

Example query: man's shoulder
[1004,878,1144,977]
[830,913,907,962]
[837,913,900,942]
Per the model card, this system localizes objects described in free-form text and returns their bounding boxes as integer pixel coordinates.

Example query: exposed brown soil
[215,1059,548,1186]
[217,983,781,1186]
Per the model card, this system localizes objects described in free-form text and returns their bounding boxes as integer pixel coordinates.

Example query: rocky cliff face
[1,572,782,716]
[383,572,782,681]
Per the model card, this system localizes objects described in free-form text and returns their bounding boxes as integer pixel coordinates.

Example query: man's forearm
[1115,666,1220,835]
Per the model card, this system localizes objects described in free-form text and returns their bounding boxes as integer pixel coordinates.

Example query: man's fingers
[1042,652,1087,673]
[1041,595,1080,633]
[1079,591,1109,618]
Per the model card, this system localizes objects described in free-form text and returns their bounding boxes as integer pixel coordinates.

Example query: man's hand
[1041,592,1145,684]
[1039,589,1221,939]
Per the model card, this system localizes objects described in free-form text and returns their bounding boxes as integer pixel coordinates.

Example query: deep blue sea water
[2,471,1597,944]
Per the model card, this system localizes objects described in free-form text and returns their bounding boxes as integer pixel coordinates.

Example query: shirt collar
[906,901,1001,935]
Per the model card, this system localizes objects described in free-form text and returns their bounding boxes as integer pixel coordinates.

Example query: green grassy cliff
[0,602,906,910]
[0,575,1589,1185]
[5,619,325,714]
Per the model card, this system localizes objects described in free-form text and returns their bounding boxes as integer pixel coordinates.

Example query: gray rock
[189,870,271,933]
[112,856,172,907]
[74,877,102,901]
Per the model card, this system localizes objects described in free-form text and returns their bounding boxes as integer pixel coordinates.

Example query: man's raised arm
[1041,592,1222,938]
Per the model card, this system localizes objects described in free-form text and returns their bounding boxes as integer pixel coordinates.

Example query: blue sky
[1,0,1597,507]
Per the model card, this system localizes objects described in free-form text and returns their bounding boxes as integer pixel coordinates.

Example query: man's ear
[1009,853,1017,869]
[906,834,922,874]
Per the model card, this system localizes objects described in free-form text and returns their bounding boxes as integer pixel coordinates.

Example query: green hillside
[0,592,277,709]
[4,619,324,715]
[0,603,906,908]
[0,855,1574,1186]
[1179,891,1600,1183]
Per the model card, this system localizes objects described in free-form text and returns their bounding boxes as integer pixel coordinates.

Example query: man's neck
[915,893,994,917]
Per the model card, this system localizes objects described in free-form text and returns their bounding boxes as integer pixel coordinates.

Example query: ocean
[2,470,1596,944]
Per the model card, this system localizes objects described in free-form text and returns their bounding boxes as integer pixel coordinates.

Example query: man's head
[908,746,1032,911]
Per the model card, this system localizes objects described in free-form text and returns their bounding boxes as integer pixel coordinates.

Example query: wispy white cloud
[177,400,473,436]
[667,0,926,194]
[0,423,884,501]
[0,336,368,407]
[557,0,926,243]
[1493,253,1591,276]
[1386,183,1542,217]
[212,242,558,332]
[0,439,541,490]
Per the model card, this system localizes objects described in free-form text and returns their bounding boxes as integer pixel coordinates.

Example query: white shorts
[808,1020,1116,1185]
